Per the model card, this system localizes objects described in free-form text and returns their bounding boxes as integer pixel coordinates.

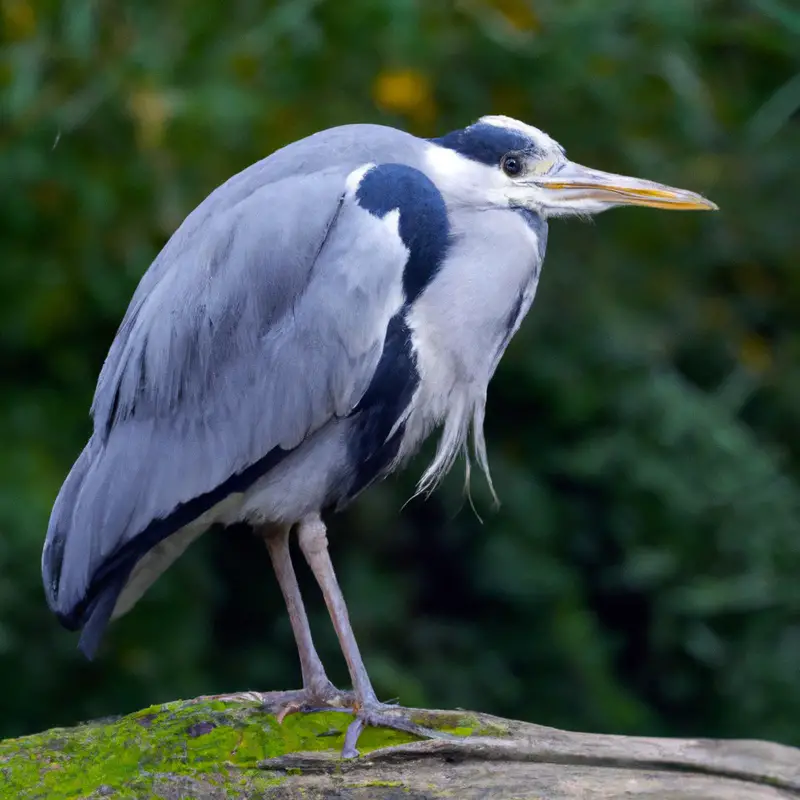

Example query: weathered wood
[2,692,798,799]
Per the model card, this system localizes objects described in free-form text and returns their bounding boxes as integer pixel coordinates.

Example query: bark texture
[2,692,798,799]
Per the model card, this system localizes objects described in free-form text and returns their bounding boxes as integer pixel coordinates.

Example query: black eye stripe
[431,122,561,172]
[432,123,532,166]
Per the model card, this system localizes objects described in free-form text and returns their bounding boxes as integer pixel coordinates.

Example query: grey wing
[42,164,409,645]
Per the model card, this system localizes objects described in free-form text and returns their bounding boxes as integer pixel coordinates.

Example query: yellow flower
[373,69,433,119]
[128,88,170,149]
[2,0,36,41]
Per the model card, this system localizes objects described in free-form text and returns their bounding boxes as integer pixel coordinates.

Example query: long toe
[192,689,282,705]
[341,702,440,759]
[268,683,357,724]
[191,686,353,714]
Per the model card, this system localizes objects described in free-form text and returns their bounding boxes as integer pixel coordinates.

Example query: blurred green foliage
[1,0,799,747]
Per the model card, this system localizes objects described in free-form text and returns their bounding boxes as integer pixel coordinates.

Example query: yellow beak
[536,161,718,211]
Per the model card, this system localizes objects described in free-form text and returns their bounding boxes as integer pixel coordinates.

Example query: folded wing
[42,164,411,654]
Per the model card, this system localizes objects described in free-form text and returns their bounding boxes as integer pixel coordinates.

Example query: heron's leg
[297,514,437,757]
[262,524,333,695]
[296,514,378,705]
[261,523,356,717]
[203,524,353,716]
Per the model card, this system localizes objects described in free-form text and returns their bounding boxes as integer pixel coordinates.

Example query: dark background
[2,0,799,747]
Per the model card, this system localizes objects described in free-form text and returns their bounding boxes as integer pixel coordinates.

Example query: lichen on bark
[0,697,419,799]
[2,695,799,799]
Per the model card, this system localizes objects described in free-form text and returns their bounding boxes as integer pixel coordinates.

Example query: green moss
[0,699,421,799]
[409,710,509,738]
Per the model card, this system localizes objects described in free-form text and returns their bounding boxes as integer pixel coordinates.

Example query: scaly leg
[201,524,354,719]
[262,523,354,717]
[297,513,435,757]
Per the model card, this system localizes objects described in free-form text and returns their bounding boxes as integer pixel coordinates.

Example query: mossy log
[2,692,798,799]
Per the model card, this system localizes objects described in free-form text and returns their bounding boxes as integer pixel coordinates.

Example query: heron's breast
[392,309,465,460]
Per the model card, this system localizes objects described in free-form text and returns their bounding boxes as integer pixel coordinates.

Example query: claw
[269,684,357,727]
[275,700,305,725]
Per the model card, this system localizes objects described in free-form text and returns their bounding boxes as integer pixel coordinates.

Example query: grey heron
[42,115,716,755]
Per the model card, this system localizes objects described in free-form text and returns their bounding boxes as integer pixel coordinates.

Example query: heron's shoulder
[225,123,421,189]
[275,123,423,170]
[167,124,420,241]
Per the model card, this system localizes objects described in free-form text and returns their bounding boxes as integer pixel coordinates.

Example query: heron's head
[428,115,717,217]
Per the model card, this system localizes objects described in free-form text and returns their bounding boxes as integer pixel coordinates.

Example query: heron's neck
[410,205,545,385]
[394,206,546,474]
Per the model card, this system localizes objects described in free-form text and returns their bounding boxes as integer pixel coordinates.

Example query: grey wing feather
[43,163,408,623]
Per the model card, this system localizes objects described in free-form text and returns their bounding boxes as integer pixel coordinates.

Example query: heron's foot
[201,688,436,757]
[191,683,355,717]
[342,701,439,759]
[268,681,357,725]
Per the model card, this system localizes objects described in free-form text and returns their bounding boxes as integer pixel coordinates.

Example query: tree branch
[2,692,798,799]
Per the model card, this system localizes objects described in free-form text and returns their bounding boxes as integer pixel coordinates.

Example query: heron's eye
[501,154,522,177]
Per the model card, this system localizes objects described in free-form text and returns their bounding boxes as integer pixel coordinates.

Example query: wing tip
[40,437,128,655]
[42,502,119,654]
[41,440,99,617]
[41,518,81,626]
